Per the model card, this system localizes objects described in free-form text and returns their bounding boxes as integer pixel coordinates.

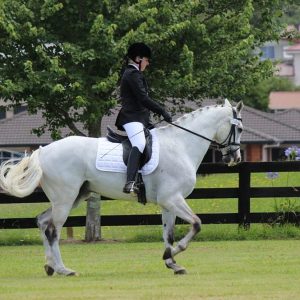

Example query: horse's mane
[159,104,225,130]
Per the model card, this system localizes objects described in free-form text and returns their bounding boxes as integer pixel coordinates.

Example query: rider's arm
[127,70,165,115]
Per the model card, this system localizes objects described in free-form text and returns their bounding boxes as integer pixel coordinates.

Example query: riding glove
[162,111,172,123]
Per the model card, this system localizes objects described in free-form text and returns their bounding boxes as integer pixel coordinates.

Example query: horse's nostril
[222,156,230,164]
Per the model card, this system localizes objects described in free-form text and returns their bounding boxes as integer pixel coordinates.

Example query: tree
[0,0,292,239]
[281,0,300,25]
[243,76,298,111]
[0,0,292,133]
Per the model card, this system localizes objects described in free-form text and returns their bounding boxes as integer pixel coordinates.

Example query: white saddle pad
[95,129,159,175]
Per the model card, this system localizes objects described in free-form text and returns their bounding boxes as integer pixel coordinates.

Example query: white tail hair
[0,149,43,198]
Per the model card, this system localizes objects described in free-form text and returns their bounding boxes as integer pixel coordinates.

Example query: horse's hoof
[174,268,187,275]
[44,264,55,276]
[56,267,78,276]
[67,271,79,277]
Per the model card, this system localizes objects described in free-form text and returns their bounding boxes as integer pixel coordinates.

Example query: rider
[115,42,172,194]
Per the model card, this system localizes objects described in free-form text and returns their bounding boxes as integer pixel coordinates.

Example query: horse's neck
[159,106,228,170]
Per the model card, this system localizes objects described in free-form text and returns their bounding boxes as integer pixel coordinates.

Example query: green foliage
[274,198,300,225]
[0,0,291,137]
[281,0,300,25]
[243,76,298,110]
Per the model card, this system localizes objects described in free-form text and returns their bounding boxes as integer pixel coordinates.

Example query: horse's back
[39,136,99,180]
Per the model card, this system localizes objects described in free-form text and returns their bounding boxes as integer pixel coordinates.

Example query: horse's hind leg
[37,208,55,276]
[37,202,76,276]
[38,178,92,276]
[48,202,77,276]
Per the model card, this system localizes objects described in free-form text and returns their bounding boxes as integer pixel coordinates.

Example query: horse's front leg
[162,208,187,274]
[160,196,201,274]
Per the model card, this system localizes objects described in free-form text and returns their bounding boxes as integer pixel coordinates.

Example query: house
[259,24,300,87]
[0,108,84,162]
[269,91,300,111]
[260,30,300,116]
[239,106,300,161]
[285,43,300,86]
[0,100,299,163]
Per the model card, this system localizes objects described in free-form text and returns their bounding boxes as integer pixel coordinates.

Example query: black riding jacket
[115,65,165,130]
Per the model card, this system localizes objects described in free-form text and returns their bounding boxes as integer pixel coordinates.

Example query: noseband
[170,108,242,156]
[218,108,242,157]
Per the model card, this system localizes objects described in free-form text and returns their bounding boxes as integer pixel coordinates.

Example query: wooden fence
[1,161,300,229]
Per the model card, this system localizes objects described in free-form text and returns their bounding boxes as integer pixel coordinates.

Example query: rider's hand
[162,111,172,123]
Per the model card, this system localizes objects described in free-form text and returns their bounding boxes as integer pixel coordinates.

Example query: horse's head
[214,99,244,166]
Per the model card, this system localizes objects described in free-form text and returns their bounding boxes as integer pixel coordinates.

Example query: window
[0,151,25,164]
[271,147,293,161]
[260,46,275,60]
[14,105,27,114]
[283,46,293,60]
[0,110,5,120]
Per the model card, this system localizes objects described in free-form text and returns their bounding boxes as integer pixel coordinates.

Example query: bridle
[170,108,242,156]
[217,108,242,157]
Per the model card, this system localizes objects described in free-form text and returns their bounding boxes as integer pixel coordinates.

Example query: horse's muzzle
[222,149,241,166]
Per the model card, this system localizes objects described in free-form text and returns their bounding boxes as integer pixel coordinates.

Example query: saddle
[106,126,152,204]
[106,126,153,168]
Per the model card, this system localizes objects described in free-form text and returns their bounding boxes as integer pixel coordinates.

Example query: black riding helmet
[127,42,152,61]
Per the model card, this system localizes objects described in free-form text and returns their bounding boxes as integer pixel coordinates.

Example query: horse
[0,99,243,276]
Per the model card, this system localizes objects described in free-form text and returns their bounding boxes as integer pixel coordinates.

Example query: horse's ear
[224,98,231,107]
[236,101,244,113]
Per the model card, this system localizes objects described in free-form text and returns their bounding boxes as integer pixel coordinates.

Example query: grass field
[1,172,300,245]
[1,173,300,299]
[1,240,300,300]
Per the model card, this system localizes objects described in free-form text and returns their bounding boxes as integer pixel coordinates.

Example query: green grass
[1,172,300,245]
[1,241,300,299]
[3,222,300,246]
[1,172,300,298]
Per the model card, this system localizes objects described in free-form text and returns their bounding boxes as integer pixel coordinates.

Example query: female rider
[115,42,172,194]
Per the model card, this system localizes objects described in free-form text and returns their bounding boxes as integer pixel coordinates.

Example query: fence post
[85,193,101,241]
[66,227,74,240]
[238,163,251,229]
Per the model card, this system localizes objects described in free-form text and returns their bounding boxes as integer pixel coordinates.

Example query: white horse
[0,99,243,276]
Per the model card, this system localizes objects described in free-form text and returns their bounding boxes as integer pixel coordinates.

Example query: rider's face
[139,57,150,72]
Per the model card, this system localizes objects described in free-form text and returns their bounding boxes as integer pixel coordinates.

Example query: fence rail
[1,161,300,229]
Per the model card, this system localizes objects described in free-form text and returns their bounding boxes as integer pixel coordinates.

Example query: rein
[169,122,225,149]
[169,108,242,153]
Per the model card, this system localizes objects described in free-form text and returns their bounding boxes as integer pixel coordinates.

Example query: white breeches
[123,122,146,153]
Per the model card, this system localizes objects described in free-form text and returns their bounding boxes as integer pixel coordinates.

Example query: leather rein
[169,108,242,155]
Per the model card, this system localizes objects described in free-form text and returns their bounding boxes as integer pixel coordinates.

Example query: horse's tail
[0,149,43,198]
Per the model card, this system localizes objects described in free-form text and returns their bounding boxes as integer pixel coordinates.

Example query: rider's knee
[136,143,145,153]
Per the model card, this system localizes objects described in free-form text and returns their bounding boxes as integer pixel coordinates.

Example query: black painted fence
[1,161,300,229]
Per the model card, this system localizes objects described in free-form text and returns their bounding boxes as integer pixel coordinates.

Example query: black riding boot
[123,147,142,194]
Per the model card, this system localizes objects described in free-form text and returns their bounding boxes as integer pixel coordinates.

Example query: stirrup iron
[123,181,138,194]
